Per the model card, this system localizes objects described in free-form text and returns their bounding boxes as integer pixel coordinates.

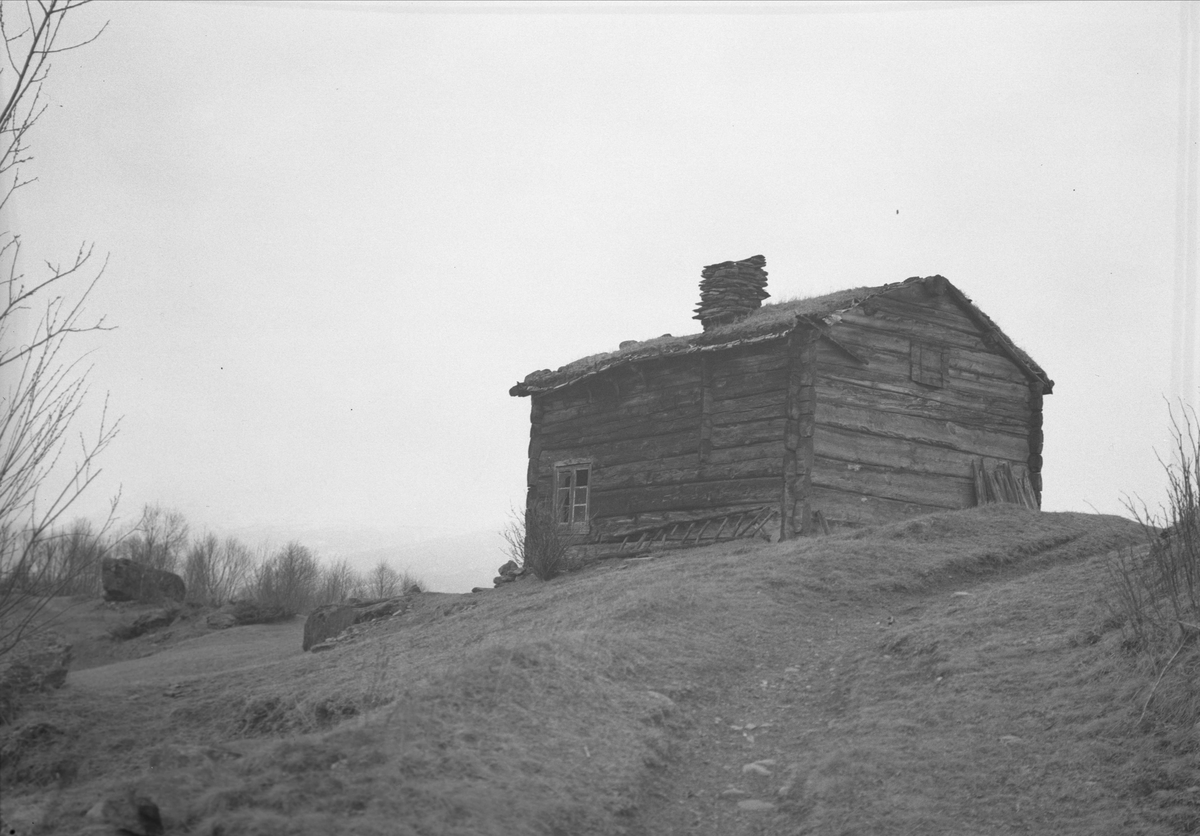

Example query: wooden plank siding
[810,288,1035,526]
[531,342,788,541]
[781,326,818,538]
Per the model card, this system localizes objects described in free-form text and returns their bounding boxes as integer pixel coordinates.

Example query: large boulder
[101,557,185,604]
[303,597,414,651]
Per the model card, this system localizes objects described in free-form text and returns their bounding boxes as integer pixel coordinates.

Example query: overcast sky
[6,0,1197,544]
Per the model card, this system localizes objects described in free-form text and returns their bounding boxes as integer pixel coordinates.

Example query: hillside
[1,505,1196,835]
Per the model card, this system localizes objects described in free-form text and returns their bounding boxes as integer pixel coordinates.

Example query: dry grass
[3,505,1193,835]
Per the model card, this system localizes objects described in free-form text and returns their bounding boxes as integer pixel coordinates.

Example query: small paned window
[556,464,591,525]
[910,341,946,388]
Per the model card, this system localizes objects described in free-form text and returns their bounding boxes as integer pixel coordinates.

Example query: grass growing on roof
[515,283,887,393]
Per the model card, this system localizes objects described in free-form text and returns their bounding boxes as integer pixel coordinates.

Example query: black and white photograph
[1,1,1197,833]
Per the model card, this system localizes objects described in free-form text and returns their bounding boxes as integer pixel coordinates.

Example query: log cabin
[509,256,1052,553]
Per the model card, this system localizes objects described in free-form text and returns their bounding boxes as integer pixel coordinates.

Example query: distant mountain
[212,521,510,593]
[220,521,443,556]
[337,528,510,593]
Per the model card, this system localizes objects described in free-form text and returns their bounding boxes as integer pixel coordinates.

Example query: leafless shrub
[1108,405,1200,649]
[366,559,422,599]
[1107,404,1200,727]
[502,504,571,581]
[316,558,363,605]
[0,518,108,601]
[121,504,189,574]
[399,568,423,595]
[251,541,321,617]
[367,559,400,598]
[184,533,253,606]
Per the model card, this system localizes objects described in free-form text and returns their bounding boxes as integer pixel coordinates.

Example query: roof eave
[509,327,797,397]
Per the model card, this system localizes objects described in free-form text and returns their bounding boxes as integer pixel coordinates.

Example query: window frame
[553,459,592,530]
[910,340,947,388]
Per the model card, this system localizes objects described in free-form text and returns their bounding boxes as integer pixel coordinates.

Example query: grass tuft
[1106,404,1200,731]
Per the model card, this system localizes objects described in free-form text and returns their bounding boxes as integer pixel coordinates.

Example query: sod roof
[509,276,1052,397]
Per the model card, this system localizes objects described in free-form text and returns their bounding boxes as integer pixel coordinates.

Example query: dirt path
[632,598,887,836]
[631,554,1170,836]
[68,621,305,692]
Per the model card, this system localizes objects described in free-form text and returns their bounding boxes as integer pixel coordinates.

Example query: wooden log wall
[810,285,1036,527]
[781,326,817,538]
[531,343,788,539]
[526,398,545,521]
[1027,380,1044,503]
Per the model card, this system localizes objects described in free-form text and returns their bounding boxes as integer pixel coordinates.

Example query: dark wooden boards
[531,341,787,539]
[809,284,1039,526]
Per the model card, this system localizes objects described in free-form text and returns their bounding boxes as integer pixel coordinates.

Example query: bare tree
[0,1,113,657]
[317,558,361,605]
[253,541,320,617]
[122,504,189,574]
[368,559,400,598]
[184,533,253,606]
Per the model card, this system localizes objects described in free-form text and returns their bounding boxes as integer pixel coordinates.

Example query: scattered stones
[492,560,527,587]
[205,611,237,629]
[101,557,185,604]
[147,743,241,770]
[642,690,677,725]
[85,790,163,836]
[777,764,800,798]
[736,799,776,812]
[112,607,178,640]
[226,599,290,625]
[203,600,290,630]
[694,255,770,331]
[302,595,417,651]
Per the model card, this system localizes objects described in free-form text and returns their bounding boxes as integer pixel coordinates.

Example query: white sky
[6,0,1197,540]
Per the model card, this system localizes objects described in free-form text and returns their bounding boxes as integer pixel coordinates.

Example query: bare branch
[0,0,113,663]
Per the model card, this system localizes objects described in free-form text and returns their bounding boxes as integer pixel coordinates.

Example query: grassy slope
[1,506,1195,835]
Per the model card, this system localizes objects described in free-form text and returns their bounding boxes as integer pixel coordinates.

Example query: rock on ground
[85,790,163,836]
[101,558,185,604]
[110,608,179,641]
[302,596,416,651]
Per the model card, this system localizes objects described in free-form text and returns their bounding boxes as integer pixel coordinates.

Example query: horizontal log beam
[815,377,1029,428]
[814,425,1027,477]
[592,503,781,539]
[812,456,975,508]
[711,417,786,449]
[592,456,782,491]
[815,402,1029,460]
[592,476,782,517]
[808,486,948,527]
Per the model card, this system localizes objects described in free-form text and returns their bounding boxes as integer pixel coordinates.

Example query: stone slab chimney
[693,255,770,331]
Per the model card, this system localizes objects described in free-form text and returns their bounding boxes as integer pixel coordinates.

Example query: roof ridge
[510,276,1052,396]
